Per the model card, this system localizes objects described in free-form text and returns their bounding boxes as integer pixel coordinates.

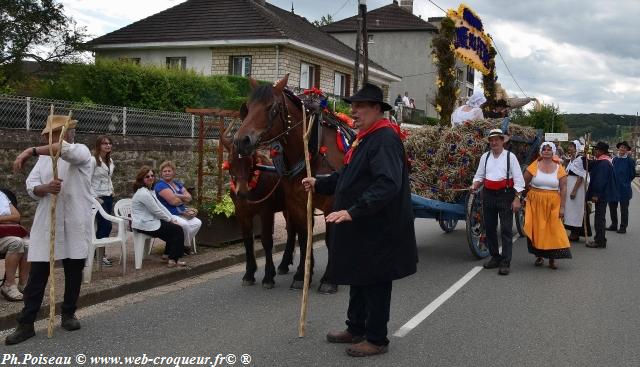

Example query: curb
[0,233,325,331]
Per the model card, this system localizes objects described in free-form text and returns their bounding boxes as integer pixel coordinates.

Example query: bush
[37,59,255,112]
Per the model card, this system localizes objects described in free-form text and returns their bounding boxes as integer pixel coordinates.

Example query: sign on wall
[545,133,569,142]
[447,4,492,75]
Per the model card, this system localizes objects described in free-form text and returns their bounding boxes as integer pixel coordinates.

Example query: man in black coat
[302,83,418,357]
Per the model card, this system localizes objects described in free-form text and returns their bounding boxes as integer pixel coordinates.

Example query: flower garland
[432,17,457,127]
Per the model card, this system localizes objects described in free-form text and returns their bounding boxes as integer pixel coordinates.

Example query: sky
[60,0,640,115]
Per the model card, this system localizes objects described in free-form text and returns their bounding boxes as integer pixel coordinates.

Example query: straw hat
[41,115,78,135]
[484,128,510,143]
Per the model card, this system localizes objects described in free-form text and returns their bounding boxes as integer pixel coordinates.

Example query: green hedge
[37,59,255,112]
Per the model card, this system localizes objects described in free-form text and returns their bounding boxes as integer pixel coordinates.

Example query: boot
[61,314,81,331]
[5,323,35,345]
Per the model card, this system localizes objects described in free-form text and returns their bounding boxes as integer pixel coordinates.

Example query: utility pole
[353,4,362,94]
[360,0,369,84]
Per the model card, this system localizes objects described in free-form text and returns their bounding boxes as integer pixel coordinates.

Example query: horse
[220,130,298,289]
[233,74,347,294]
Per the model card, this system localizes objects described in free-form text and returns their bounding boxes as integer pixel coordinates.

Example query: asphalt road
[2,190,639,367]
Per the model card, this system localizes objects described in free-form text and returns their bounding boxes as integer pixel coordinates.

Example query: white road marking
[393,266,483,337]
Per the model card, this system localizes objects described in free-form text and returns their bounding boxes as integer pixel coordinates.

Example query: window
[230,56,252,77]
[300,62,318,89]
[119,57,140,64]
[368,34,375,44]
[456,68,464,82]
[466,66,475,84]
[166,57,186,70]
[334,72,346,97]
[468,88,474,97]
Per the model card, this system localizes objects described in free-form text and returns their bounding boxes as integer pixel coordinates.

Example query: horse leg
[318,223,338,294]
[290,230,312,290]
[260,212,276,289]
[278,213,296,274]
[240,217,257,286]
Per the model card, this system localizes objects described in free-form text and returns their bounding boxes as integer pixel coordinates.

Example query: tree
[511,103,566,133]
[0,0,88,87]
[312,14,334,27]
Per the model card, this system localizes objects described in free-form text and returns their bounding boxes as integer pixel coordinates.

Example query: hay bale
[405,119,538,202]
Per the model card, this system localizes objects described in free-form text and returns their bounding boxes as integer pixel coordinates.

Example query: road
[2,189,639,367]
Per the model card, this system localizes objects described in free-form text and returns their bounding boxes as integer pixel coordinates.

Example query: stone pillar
[400,0,413,13]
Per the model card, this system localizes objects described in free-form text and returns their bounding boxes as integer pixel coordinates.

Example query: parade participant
[155,160,201,255]
[451,90,486,127]
[91,135,115,266]
[302,83,417,357]
[471,129,525,275]
[402,91,410,107]
[523,142,571,269]
[586,142,618,248]
[0,189,30,302]
[7,115,92,345]
[132,166,186,267]
[607,141,635,234]
[564,140,587,241]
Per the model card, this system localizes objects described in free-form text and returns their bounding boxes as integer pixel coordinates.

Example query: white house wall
[95,48,213,75]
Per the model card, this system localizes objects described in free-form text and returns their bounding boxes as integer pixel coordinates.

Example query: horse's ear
[248,77,259,91]
[273,74,289,93]
[239,102,248,120]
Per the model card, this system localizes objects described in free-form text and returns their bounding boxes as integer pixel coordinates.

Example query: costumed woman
[523,142,571,269]
[563,140,587,241]
[451,90,486,127]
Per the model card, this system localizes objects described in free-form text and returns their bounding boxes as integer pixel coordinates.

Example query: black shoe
[606,225,617,231]
[483,258,500,269]
[498,266,510,275]
[586,241,606,248]
[61,314,81,331]
[617,228,626,234]
[5,323,35,345]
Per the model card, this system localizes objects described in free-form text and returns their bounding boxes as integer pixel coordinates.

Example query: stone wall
[0,129,224,228]
[279,46,354,94]
[211,46,278,81]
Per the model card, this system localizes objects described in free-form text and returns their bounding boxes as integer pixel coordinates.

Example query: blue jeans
[96,195,113,239]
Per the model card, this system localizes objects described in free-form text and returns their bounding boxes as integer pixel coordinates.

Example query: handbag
[0,223,29,238]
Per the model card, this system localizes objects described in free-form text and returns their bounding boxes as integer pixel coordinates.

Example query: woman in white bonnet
[451,90,486,127]
[564,140,587,241]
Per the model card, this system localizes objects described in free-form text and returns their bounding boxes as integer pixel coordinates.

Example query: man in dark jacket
[302,83,418,357]
[586,142,618,248]
[607,141,635,234]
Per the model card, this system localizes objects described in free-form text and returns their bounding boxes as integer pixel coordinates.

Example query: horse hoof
[242,279,256,286]
[290,280,304,290]
[277,267,289,275]
[262,282,275,290]
[318,283,338,294]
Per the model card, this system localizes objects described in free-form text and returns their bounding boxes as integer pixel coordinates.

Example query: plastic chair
[85,198,127,283]
[114,198,153,270]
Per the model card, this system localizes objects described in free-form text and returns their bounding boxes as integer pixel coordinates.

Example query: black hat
[344,83,393,111]
[592,141,609,152]
[616,141,631,150]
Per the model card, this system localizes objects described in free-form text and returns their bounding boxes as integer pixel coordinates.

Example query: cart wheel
[438,218,458,233]
[515,197,526,237]
[466,190,489,259]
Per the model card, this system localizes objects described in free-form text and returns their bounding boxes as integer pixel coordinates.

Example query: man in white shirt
[402,92,410,107]
[0,189,30,302]
[471,129,525,275]
[6,115,93,345]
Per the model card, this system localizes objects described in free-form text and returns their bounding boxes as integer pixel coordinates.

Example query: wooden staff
[46,106,73,338]
[298,107,316,337]
[582,133,592,244]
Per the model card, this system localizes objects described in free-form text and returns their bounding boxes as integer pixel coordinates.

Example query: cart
[411,119,543,258]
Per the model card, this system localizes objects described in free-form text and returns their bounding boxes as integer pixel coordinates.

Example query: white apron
[26,142,94,261]
[563,175,585,227]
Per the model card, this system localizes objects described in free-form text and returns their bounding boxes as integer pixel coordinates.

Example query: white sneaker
[1,284,23,302]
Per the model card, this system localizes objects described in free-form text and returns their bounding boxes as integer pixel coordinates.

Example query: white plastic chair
[114,198,153,270]
[85,198,127,283]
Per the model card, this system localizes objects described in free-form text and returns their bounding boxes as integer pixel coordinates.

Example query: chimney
[399,0,413,13]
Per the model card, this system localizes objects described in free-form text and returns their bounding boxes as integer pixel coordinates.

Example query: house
[86,0,400,101]
[322,0,475,118]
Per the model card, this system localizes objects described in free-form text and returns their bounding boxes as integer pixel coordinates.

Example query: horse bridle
[253,91,305,149]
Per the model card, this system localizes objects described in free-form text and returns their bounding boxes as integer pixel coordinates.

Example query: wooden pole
[361,1,369,84]
[217,116,225,203]
[353,5,361,94]
[47,107,72,338]
[298,108,316,338]
[197,115,205,207]
[583,133,592,244]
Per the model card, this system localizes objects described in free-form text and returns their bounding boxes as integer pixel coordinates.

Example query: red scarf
[343,118,406,164]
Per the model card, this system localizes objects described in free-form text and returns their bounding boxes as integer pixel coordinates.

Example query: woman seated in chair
[154,160,201,255]
[131,166,186,267]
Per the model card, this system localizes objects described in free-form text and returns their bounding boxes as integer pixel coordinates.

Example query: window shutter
[345,74,351,97]
[314,66,321,88]
[228,56,234,75]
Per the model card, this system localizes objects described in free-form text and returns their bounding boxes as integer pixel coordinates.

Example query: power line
[425,0,529,98]
[331,0,352,18]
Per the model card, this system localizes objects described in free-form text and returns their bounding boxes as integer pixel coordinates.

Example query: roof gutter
[90,38,401,82]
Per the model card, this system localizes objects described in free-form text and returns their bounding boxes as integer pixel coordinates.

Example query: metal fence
[0,94,240,138]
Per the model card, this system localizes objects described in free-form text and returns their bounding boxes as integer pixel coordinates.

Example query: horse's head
[234,74,290,157]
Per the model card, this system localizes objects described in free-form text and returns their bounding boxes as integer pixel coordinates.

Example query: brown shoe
[326,330,364,344]
[346,341,389,357]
